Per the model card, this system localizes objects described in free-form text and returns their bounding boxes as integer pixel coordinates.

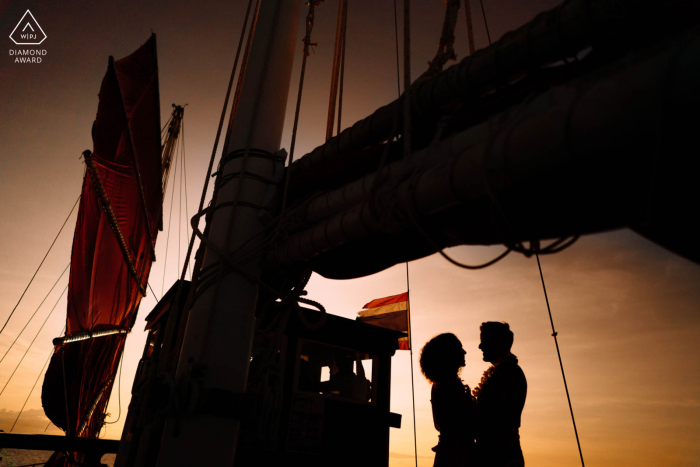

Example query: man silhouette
[475,322,527,467]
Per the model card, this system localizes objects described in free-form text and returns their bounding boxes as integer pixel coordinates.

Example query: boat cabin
[132,282,403,467]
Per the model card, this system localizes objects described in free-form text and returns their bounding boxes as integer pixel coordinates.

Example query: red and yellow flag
[357,292,410,350]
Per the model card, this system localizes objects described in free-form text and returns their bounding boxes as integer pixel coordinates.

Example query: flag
[357,292,410,350]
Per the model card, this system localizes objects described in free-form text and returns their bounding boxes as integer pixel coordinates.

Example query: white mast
[155,1,302,465]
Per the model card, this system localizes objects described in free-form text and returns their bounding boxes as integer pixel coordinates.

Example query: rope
[0,196,78,336]
[405,265,419,467]
[281,0,322,213]
[0,285,67,397]
[393,0,401,96]
[200,0,282,364]
[417,0,460,82]
[464,0,475,55]
[162,135,180,295]
[148,283,161,303]
[61,338,71,436]
[403,0,412,162]
[181,118,192,280]
[536,254,585,467]
[336,5,348,137]
[104,350,124,425]
[222,0,261,155]
[178,0,255,285]
[9,347,54,433]
[401,3,418,467]
[479,0,492,45]
[325,0,348,141]
[178,116,184,275]
[0,263,69,366]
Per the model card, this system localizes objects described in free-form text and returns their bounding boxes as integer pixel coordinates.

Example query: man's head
[479,322,514,363]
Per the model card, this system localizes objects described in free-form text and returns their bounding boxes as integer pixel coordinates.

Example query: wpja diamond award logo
[8,10,47,63]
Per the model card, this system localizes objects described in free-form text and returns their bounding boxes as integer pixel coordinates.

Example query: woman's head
[419,333,466,384]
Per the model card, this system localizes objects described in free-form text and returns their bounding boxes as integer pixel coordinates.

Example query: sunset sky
[1,1,699,466]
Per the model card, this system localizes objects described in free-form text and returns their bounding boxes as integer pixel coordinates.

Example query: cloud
[0,408,62,434]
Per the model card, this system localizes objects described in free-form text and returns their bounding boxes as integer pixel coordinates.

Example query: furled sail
[41,34,161,457]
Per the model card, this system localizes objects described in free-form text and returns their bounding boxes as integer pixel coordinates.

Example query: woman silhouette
[420,333,475,467]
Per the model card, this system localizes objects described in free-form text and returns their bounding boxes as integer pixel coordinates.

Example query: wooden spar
[273,24,700,278]
[83,151,148,296]
[288,0,699,197]
[155,1,301,465]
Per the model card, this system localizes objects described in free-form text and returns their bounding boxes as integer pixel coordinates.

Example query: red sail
[41,35,161,455]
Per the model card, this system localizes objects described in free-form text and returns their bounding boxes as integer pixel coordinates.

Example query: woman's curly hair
[419,333,463,384]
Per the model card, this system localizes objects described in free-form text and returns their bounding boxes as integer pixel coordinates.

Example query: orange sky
[1,1,699,466]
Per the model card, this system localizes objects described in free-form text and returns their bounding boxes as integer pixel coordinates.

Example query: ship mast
[155,1,301,465]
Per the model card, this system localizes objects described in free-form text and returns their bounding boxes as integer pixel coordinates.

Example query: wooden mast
[154,1,302,465]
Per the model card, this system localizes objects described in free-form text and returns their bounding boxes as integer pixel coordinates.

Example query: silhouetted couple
[419,322,527,467]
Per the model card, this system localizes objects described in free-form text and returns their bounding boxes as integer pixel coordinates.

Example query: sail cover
[42,34,161,449]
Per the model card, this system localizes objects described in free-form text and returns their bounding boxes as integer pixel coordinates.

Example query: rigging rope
[199,0,283,362]
[536,253,586,467]
[479,0,492,45]
[9,346,54,433]
[162,136,181,295]
[281,0,322,213]
[180,118,192,280]
[417,0,460,82]
[148,283,161,303]
[325,0,348,141]
[178,116,184,274]
[398,2,419,467]
[0,196,79,337]
[464,0,475,55]
[0,263,69,366]
[393,0,402,95]
[178,0,256,285]
[0,284,67,397]
[103,349,124,425]
[336,5,348,137]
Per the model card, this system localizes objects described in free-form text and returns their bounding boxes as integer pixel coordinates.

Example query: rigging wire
[464,0,476,55]
[148,283,161,303]
[160,113,174,139]
[0,263,70,366]
[393,0,402,95]
[0,195,79,337]
[178,0,256,284]
[104,350,124,425]
[0,285,68,397]
[281,0,322,212]
[395,1,419,466]
[536,254,586,467]
[178,115,184,274]
[479,0,492,45]
[325,0,348,141]
[9,345,55,433]
[180,118,192,280]
[336,3,348,137]
[161,135,181,295]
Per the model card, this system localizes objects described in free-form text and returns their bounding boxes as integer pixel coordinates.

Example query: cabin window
[295,339,376,404]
